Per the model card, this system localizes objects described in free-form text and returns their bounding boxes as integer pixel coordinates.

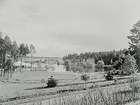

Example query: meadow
[0,70,104,97]
[1,70,140,105]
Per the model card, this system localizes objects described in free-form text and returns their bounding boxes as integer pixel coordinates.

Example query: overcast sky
[0,0,139,57]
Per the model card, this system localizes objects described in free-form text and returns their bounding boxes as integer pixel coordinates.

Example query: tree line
[63,20,140,73]
[0,32,36,78]
[63,50,127,73]
[63,50,124,65]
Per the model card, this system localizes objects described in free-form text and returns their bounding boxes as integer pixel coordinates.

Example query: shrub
[81,74,90,82]
[81,74,90,89]
[110,70,120,76]
[70,59,95,73]
[71,63,83,73]
[46,76,58,88]
[104,72,113,80]
[85,58,95,69]
[95,60,105,72]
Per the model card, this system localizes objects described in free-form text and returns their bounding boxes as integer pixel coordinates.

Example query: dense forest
[63,49,129,73]
[63,50,124,65]
[63,20,140,74]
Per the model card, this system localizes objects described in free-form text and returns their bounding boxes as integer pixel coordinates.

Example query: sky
[0,0,140,57]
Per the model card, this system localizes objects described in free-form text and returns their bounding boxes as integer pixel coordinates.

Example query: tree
[9,42,19,77]
[0,35,18,78]
[11,41,19,61]
[128,20,140,72]
[2,36,13,77]
[0,37,6,77]
[3,58,12,79]
[121,54,137,75]
[11,41,19,65]
[4,36,12,61]
[19,44,30,71]
[19,44,26,72]
[46,76,58,88]
[30,44,36,71]
[113,52,126,70]
[81,58,95,72]
[86,58,95,69]
[4,36,12,44]
[95,60,105,72]
[63,50,122,66]
[81,74,90,88]
[64,59,71,72]
[25,44,30,55]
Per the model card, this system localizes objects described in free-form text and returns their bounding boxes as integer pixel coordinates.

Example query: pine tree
[121,54,137,75]
[128,20,140,72]
[19,43,27,72]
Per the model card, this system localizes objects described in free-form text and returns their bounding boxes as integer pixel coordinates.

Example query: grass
[1,71,140,105]
[0,71,105,97]
[53,87,140,105]
[15,84,140,105]
[1,77,139,105]
[48,76,140,105]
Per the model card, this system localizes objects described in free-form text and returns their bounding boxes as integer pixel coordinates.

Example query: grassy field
[1,71,140,105]
[2,81,138,105]
[0,71,104,97]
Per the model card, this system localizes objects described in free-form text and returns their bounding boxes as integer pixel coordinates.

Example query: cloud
[0,0,139,56]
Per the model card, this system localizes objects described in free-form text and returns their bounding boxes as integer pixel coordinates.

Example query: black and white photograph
[0,0,140,105]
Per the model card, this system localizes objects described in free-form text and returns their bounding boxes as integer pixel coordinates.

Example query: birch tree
[30,44,36,71]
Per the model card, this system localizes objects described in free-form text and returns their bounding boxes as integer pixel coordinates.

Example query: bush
[95,60,105,72]
[71,63,83,72]
[70,58,95,73]
[110,70,120,75]
[46,76,58,88]
[81,74,90,82]
[85,58,95,69]
[104,72,113,80]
